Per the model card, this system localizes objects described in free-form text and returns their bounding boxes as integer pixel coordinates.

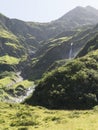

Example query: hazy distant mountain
[44,6,98,38]
[57,6,98,25]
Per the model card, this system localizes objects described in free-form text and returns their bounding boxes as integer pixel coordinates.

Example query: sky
[0,0,98,23]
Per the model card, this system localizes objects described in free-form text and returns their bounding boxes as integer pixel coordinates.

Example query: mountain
[34,6,98,39]
[23,7,98,109]
[57,6,98,25]
[27,6,98,40]
[0,6,98,106]
[23,6,98,79]
[0,6,98,59]
[22,24,98,80]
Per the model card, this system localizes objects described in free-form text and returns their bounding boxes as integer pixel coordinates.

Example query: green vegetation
[0,71,17,101]
[50,36,72,45]
[5,42,22,50]
[23,25,98,81]
[26,50,98,109]
[0,77,14,87]
[0,55,20,65]
[0,70,34,102]
[12,80,34,89]
[1,102,98,130]
[0,71,16,87]
[1,6,98,130]
[0,29,18,42]
[78,34,98,57]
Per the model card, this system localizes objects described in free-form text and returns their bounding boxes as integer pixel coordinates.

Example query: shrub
[26,50,98,109]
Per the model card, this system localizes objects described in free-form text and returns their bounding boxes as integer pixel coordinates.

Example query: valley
[0,5,98,130]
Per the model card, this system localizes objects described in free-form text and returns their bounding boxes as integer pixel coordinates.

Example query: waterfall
[69,43,73,59]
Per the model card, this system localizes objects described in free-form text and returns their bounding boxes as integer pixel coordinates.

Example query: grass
[0,71,34,102]
[0,77,14,87]
[12,80,34,89]
[0,72,16,88]
[5,42,22,50]
[0,72,17,101]
[49,37,72,47]
[0,102,98,130]
[0,29,18,42]
[0,55,20,65]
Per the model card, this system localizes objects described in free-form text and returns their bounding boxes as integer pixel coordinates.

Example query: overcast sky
[0,0,98,22]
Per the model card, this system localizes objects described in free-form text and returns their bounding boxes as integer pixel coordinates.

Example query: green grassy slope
[1,102,98,130]
[0,13,43,60]
[0,27,26,57]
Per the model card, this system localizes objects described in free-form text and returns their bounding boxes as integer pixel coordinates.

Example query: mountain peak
[75,6,84,9]
[58,5,98,21]
[74,5,97,10]
[70,6,98,13]
[85,5,97,10]
[85,6,98,12]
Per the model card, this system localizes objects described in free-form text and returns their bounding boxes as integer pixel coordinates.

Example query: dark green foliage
[78,34,98,57]
[26,50,98,109]
[18,128,28,130]
[0,64,15,72]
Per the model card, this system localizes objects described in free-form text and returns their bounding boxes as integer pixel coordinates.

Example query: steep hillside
[22,26,98,80]
[0,13,46,59]
[26,49,98,109]
[78,34,98,57]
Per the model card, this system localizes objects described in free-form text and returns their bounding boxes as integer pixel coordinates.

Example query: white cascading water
[69,42,73,59]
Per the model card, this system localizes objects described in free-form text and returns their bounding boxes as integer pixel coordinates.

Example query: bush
[26,50,98,109]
